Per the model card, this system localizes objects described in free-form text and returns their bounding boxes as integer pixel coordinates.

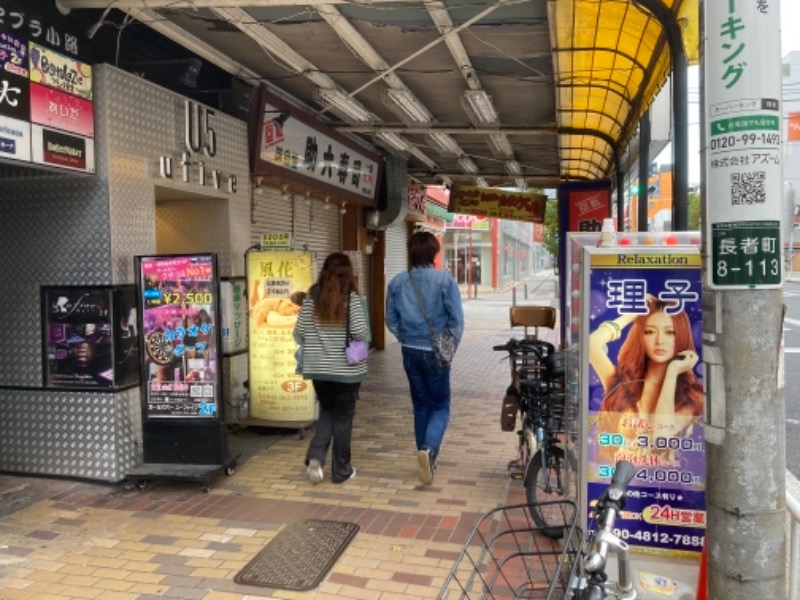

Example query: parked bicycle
[437,460,696,599]
[494,337,577,538]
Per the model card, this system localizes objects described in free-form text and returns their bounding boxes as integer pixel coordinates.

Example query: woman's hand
[666,350,699,376]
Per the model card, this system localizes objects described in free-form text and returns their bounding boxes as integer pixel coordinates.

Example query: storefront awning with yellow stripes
[549,0,698,181]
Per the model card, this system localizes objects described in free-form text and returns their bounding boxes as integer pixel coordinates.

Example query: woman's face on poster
[642,310,676,363]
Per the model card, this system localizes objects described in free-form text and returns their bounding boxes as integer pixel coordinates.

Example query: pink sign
[29,83,94,138]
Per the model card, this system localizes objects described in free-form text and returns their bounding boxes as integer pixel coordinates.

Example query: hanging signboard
[252,85,380,206]
[246,250,315,422]
[136,254,221,419]
[448,184,547,223]
[584,246,705,557]
[704,0,782,288]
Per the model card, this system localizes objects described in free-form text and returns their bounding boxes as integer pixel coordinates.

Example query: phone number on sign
[612,529,704,548]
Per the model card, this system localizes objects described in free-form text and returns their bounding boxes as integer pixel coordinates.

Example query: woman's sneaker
[307,459,324,484]
[417,449,434,485]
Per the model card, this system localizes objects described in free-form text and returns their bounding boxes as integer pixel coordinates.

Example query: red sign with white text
[30,83,94,137]
[567,187,610,232]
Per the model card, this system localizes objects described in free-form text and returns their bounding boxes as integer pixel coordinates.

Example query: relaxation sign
[586,250,704,556]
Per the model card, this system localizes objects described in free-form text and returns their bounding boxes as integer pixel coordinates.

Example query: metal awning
[55,0,697,189]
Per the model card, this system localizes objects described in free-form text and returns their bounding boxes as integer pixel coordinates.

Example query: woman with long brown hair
[589,295,702,440]
[293,252,369,484]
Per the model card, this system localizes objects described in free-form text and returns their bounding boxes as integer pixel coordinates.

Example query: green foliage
[688,190,701,230]
[542,200,559,256]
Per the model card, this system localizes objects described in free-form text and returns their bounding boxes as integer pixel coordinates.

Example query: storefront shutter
[383,220,409,345]
[251,189,341,276]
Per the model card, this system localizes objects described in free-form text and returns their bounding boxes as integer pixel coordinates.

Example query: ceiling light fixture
[253,176,264,195]
[314,88,373,125]
[324,196,331,210]
[458,157,478,174]
[280,184,290,200]
[426,132,462,156]
[382,89,434,126]
[462,90,500,127]
[486,133,514,159]
[339,202,347,215]
[305,192,312,206]
[376,132,410,153]
[505,160,522,176]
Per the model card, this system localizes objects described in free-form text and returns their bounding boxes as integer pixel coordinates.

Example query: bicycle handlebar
[607,459,636,505]
[492,338,554,357]
[579,460,637,598]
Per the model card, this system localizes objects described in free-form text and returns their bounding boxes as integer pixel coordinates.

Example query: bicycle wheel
[525,444,578,538]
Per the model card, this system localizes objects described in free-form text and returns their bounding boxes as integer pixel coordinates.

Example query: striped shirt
[292,290,369,383]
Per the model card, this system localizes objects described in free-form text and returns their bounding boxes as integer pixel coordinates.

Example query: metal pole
[512,286,516,306]
[638,109,651,232]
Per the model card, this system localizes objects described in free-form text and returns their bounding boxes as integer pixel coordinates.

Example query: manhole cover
[234,519,359,590]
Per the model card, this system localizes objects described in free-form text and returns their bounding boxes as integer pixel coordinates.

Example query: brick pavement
[0,275,559,600]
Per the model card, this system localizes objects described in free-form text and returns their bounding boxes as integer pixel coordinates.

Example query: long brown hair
[601,298,703,416]
[313,252,359,324]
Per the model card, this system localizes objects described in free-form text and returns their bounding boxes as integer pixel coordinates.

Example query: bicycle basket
[437,500,582,600]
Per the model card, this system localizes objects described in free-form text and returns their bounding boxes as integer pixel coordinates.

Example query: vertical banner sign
[220,278,247,354]
[138,254,220,418]
[705,1,782,288]
[586,249,705,556]
[247,251,315,421]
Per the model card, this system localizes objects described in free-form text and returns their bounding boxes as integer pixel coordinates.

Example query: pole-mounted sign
[705,0,783,288]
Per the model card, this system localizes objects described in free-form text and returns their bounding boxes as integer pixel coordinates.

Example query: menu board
[136,254,221,419]
[246,250,315,421]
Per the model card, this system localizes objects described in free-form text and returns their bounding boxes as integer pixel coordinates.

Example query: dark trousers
[306,380,360,483]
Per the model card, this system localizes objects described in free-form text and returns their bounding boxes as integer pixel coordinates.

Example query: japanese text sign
[704,0,782,288]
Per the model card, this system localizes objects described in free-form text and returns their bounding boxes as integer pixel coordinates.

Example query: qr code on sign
[731,171,766,205]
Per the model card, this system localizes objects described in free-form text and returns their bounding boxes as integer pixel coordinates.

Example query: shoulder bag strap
[345,293,351,345]
[408,273,436,343]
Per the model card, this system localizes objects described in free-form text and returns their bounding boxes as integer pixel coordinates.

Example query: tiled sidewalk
[0,277,560,600]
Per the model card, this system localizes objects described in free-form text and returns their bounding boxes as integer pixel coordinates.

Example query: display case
[42,285,140,391]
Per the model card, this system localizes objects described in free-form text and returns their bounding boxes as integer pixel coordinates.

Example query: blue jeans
[401,346,452,459]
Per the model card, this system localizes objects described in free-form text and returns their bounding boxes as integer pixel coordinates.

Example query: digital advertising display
[585,249,705,556]
[136,254,221,419]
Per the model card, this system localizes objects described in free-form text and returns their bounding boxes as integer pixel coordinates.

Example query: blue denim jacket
[386,266,464,349]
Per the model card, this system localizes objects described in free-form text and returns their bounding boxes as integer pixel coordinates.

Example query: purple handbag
[346,338,369,364]
[345,295,368,364]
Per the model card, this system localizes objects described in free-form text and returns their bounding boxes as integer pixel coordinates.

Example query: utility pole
[702,2,786,598]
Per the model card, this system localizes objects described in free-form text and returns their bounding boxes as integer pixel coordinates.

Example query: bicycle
[494,337,577,538]
[437,460,696,599]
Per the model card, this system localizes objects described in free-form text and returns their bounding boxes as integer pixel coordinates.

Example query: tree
[542,200,559,257]
[688,189,701,230]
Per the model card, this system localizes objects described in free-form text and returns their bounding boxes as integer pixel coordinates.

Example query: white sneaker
[307,459,323,483]
[417,450,434,485]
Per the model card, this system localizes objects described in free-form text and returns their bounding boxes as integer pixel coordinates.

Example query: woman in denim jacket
[386,231,464,485]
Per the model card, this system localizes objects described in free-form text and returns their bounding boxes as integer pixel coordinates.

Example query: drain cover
[234,519,360,590]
